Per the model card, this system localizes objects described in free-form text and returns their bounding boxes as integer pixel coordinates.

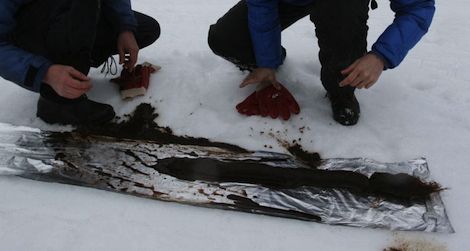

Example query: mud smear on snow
[76,103,248,153]
[50,103,441,200]
[383,236,448,251]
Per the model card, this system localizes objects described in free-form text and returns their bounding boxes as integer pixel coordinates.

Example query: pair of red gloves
[111,62,161,99]
[236,84,300,120]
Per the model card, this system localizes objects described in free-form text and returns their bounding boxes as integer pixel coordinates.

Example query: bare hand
[339,53,385,89]
[240,68,282,90]
[117,31,139,71]
[43,65,91,99]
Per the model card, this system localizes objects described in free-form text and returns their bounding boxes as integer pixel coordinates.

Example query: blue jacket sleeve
[102,0,138,33]
[247,0,283,69]
[0,0,52,92]
[371,0,435,69]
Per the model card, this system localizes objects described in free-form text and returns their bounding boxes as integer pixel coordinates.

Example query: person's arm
[371,0,436,69]
[247,0,282,69]
[340,0,435,89]
[101,0,138,33]
[102,0,139,70]
[241,0,283,89]
[0,0,52,92]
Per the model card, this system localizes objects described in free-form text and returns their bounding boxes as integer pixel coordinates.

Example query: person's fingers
[118,47,125,65]
[359,78,374,89]
[67,78,92,91]
[365,80,377,89]
[68,68,90,81]
[340,70,360,87]
[62,87,84,99]
[272,81,282,90]
[127,49,138,71]
[240,76,259,88]
[350,74,366,87]
[356,80,368,89]
[67,82,91,93]
[341,60,358,75]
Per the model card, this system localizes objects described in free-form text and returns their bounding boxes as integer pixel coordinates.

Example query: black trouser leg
[208,0,313,70]
[310,0,370,95]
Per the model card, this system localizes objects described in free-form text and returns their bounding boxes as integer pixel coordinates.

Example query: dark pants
[208,0,370,95]
[13,0,160,102]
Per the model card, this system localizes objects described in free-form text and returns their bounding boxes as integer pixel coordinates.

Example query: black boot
[327,92,360,126]
[37,95,115,126]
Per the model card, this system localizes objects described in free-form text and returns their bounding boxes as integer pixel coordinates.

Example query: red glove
[236,92,260,116]
[236,84,300,120]
[111,62,160,99]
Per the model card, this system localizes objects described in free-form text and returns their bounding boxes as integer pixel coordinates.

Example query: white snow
[0,0,468,250]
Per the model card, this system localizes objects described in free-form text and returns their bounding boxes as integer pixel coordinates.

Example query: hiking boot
[327,92,360,126]
[37,96,115,126]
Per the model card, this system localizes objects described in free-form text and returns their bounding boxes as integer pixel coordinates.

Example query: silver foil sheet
[0,123,454,233]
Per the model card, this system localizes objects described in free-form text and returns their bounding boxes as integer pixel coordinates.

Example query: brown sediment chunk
[369,173,442,199]
[286,144,321,168]
[77,103,248,153]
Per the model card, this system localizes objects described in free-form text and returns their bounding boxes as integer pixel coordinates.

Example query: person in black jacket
[0,0,160,125]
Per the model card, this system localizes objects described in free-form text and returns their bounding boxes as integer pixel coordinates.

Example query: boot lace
[100,56,118,76]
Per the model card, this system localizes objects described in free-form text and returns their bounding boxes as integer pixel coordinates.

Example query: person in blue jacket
[208,0,435,125]
[0,0,160,125]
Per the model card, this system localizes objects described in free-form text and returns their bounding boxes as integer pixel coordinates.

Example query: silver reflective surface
[0,123,454,233]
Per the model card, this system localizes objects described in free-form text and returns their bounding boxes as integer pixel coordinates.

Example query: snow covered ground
[1,0,469,250]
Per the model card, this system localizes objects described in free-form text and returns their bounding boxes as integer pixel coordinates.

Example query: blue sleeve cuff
[257,60,281,70]
[368,50,390,70]
[371,44,397,70]
[31,62,52,92]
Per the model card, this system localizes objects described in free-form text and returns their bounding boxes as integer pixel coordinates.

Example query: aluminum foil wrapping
[0,123,454,233]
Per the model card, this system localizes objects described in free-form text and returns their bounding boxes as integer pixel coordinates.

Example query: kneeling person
[0,0,160,125]
[208,0,435,125]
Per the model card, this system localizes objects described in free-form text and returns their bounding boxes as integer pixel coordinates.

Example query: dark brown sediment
[369,173,443,199]
[286,144,321,168]
[50,103,441,200]
[152,157,440,200]
[154,157,369,191]
[76,103,248,153]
